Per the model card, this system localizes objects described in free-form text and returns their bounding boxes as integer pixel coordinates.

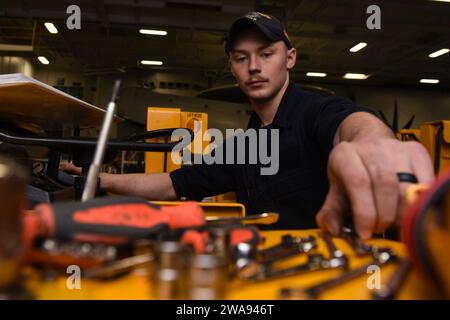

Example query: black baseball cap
[225,11,293,54]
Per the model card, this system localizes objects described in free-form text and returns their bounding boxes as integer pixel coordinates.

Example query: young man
[96,12,434,239]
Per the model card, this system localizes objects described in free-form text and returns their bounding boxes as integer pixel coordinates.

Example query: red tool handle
[24,197,205,244]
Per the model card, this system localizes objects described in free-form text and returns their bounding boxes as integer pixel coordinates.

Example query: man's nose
[248,55,261,74]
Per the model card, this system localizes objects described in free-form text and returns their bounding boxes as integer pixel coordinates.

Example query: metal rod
[82,80,121,201]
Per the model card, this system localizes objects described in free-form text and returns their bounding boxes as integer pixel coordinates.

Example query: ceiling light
[429,48,449,58]
[44,22,58,34]
[344,73,368,80]
[139,29,168,36]
[349,42,367,53]
[38,56,50,64]
[306,72,327,77]
[140,60,163,66]
[420,79,439,84]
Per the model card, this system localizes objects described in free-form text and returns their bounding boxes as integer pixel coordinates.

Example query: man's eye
[235,56,246,62]
[262,52,273,58]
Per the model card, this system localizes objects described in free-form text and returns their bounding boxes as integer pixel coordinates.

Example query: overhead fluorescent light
[44,22,58,34]
[140,60,163,66]
[349,42,367,53]
[420,79,439,84]
[431,0,450,2]
[429,48,449,58]
[306,72,327,77]
[38,56,50,64]
[139,29,168,36]
[344,73,368,80]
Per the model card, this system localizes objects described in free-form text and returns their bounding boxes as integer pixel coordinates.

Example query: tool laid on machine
[257,235,317,264]
[279,236,397,299]
[205,212,279,225]
[83,253,154,280]
[342,230,374,256]
[243,253,326,281]
[188,254,229,300]
[152,240,192,299]
[25,238,127,270]
[257,235,316,262]
[23,197,206,244]
[319,232,349,269]
[279,251,396,299]
[238,235,317,281]
[341,227,394,261]
[372,258,411,300]
[240,233,348,281]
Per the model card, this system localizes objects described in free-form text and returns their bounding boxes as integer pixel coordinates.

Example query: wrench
[258,235,316,264]
[243,240,349,282]
[83,253,154,279]
[341,227,395,263]
[371,258,411,300]
[258,235,301,258]
[240,253,326,281]
[320,232,348,270]
[247,234,349,281]
[279,248,396,299]
[237,236,317,280]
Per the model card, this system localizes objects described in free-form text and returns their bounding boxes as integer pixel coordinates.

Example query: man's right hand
[59,161,82,175]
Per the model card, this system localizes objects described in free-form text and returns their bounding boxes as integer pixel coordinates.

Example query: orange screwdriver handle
[24,197,205,243]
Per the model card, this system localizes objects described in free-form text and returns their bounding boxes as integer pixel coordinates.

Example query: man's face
[229,27,296,102]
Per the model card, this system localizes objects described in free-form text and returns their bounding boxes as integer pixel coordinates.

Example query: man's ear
[286,47,297,70]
